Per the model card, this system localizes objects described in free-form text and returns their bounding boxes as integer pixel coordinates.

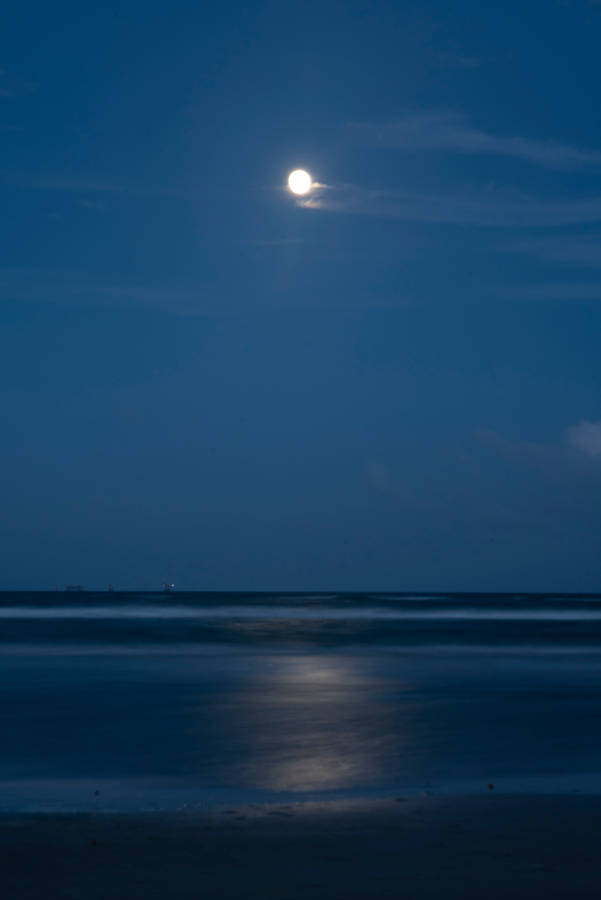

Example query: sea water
[1,591,600,811]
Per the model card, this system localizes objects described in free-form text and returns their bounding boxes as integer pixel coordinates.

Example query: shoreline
[2,794,601,898]
[2,772,601,815]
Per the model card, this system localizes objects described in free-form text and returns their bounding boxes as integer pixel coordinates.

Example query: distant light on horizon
[288,169,312,195]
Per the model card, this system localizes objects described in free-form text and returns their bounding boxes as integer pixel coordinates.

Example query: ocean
[1,591,601,812]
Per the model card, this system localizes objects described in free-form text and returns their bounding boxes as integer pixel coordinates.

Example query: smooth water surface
[1,592,600,811]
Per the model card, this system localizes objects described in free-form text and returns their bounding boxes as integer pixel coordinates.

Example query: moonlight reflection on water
[229,655,413,793]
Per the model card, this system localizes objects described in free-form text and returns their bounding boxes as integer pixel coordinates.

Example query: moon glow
[288,169,312,195]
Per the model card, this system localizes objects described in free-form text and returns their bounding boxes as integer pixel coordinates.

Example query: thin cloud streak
[352,111,601,170]
[437,54,482,69]
[503,236,601,266]
[298,182,601,228]
[0,269,208,315]
[491,283,601,301]
[0,169,180,196]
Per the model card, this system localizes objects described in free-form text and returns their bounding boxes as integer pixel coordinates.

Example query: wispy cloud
[478,421,601,464]
[475,427,562,466]
[566,421,601,457]
[352,111,601,170]
[297,182,601,228]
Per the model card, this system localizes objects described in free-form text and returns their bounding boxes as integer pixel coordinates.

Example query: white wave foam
[1,605,601,621]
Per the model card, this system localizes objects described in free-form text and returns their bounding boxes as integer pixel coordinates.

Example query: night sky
[2,0,601,591]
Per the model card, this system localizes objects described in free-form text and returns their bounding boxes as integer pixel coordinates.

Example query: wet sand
[2,794,601,899]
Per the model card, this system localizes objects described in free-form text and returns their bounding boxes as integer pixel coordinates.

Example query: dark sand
[2,795,601,899]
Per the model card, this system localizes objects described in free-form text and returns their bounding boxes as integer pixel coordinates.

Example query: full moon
[288,169,312,195]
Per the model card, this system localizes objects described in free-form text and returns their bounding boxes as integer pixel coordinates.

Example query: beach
[3,794,601,899]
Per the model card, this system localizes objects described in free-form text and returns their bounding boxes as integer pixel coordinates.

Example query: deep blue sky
[3,0,601,590]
